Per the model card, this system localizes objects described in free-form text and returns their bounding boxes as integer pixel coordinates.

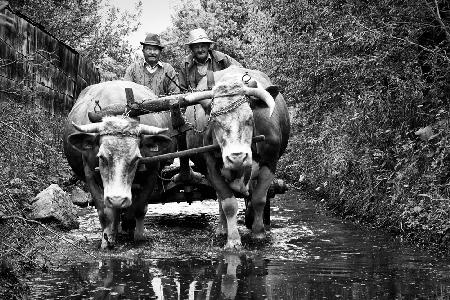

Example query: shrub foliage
[240,0,450,247]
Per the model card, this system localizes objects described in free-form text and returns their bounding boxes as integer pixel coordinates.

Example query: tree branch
[433,0,450,43]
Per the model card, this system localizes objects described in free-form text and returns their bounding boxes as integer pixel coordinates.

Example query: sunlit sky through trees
[109,0,174,46]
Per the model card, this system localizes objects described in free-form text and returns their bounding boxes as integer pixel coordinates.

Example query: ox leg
[251,166,274,239]
[98,207,119,249]
[133,203,148,241]
[216,198,227,236]
[220,196,241,249]
[132,169,157,241]
[205,154,241,249]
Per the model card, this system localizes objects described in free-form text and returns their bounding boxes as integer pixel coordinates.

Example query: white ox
[184,67,290,249]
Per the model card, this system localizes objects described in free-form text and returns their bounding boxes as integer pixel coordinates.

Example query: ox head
[68,116,170,208]
[185,80,276,194]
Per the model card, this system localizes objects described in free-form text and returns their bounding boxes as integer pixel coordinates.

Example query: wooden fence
[0,7,100,113]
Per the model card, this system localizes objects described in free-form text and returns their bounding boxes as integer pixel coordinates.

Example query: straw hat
[186,28,215,45]
[140,33,164,49]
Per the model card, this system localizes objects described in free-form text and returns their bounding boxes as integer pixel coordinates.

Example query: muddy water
[28,190,450,299]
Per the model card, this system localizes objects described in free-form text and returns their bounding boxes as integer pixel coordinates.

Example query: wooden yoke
[88,92,196,123]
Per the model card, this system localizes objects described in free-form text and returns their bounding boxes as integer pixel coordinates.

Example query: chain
[210,95,248,118]
[242,72,251,84]
[181,104,209,134]
[94,99,102,113]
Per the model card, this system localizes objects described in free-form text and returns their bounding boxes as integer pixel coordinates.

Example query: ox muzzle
[222,145,252,171]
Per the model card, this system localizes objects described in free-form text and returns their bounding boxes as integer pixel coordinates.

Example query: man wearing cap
[179,28,242,91]
[124,33,180,96]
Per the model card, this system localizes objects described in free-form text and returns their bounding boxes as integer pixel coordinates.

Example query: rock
[415,126,433,142]
[28,184,79,230]
[70,186,92,207]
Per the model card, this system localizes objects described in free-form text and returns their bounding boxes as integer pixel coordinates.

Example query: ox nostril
[226,152,249,165]
[232,152,246,161]
[105,196,131,208]
[121,197,131,208]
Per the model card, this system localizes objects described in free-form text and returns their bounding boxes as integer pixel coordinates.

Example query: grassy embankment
[254,1,450,253]
[0,98,73,298]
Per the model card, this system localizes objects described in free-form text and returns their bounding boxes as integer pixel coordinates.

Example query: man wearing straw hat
[124,33,180,96]
[179,28,242,91]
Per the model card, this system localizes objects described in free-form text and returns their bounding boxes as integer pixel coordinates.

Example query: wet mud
[28,190,450,299]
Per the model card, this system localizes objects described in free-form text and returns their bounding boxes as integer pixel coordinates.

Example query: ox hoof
[133,231,147,242]
[100,233,116,250]
[252,232,266,240]
[215,227,227,236]
[224,240,242,250]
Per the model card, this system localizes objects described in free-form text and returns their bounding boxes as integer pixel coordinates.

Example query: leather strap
[206,70,215,90]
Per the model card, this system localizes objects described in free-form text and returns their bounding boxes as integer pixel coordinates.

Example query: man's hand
[0,1,16,29]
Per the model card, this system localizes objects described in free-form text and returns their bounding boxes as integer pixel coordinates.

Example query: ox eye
[98,155,108,165]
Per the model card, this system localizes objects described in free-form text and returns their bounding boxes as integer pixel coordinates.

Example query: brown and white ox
[63,81,173,249]
[184,67,290,249]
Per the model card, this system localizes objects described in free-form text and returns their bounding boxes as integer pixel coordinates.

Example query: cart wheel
[245,197,271,228]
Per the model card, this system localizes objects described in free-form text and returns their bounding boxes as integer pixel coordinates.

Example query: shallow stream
[28,190,450,299]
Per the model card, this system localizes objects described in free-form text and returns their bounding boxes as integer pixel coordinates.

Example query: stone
[28,184,79,230]
[70,186,92,207]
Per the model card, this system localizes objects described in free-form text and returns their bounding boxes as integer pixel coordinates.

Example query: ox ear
[140,135,173,156]
[68,133,99,153]
[266,85,280,99]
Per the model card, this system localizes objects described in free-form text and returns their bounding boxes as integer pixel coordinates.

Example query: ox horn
[72,121,103,133]
[243,87,275,117]
[184,90,214,105]
[138,124,168,135]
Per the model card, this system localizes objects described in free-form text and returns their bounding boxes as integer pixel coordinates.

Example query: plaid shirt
[124,60,180,96]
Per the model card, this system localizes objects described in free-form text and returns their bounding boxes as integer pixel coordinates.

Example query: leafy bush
[239,0,450,248]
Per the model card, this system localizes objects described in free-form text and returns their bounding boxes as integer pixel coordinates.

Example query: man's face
[190,43,210,62]
[142,45,162,65]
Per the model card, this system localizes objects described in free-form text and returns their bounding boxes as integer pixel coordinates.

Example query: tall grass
[0,95,73,298]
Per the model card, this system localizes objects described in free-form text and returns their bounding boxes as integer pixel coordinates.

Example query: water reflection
[32,253,273,299]
[28,193,450,299]
[33,250,450,299]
